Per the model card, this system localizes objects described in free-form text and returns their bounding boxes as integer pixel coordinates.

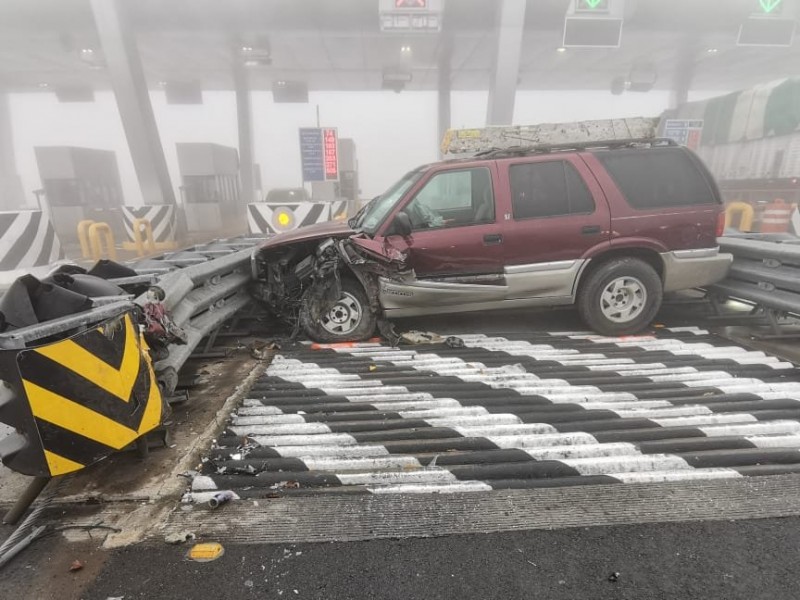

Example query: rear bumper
[661,247,732,292]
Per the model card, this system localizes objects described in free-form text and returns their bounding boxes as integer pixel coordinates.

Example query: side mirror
[389,211,412,237]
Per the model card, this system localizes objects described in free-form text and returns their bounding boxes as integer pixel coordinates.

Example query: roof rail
[474,137,678,159]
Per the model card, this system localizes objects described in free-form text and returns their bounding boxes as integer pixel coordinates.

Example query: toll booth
[309,137,358,218]
[176,143,242,233]
[33,146,124,243]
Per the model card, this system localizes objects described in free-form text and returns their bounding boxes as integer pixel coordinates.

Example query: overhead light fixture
[78,46,105,69]
[38,82,49,88]
[556,46,567,53]
[276,80,287,86]
[706,47,719,54]
[401,45,412,53]
[238,38,272,67]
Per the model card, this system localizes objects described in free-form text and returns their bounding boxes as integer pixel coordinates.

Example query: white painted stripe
[367,482,493,494]
[228,423,332,436]
[610,469,741,483]
[481,433,600,449]
[453,424,560,437]
[247,433,359,447]
[232,414,307,425]
[337,470,458,485]
[699,422,800,437]
[241,401,284,411]
[274,445,390,458]
[745,435,800,448]
[649,414,758,427]
[563,454,692,475]
[523,442,638,460]
[304,456,422,472]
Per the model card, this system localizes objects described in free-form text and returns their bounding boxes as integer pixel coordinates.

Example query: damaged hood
[258,220,354,250]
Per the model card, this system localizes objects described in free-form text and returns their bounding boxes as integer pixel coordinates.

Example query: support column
[0,94,26,210]
[233,62,256,206]
[90,0,175,206]
[437,36,452,157]
[486,0,526,126]
[670,38,700,109]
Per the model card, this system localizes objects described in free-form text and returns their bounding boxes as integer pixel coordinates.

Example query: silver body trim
[380,259,586,318]
[660,247,732,292]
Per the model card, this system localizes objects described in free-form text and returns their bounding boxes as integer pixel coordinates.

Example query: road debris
[69,559,84,572]
[208,490,235,509]
[608,572,620,582]
[187,542,225,562]
[164,531,196,545]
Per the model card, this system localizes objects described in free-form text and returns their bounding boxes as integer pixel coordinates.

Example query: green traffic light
[759,0,782,13]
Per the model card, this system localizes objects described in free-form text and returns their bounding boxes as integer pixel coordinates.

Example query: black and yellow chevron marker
[12,312,163,477]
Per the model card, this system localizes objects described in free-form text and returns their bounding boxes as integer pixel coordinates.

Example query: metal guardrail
[708,234,800,331]
[0,234,267,485]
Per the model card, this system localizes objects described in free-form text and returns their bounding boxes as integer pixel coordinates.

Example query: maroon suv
[251,139,731,341]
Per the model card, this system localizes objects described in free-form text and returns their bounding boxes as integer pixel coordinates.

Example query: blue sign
[299,128,325,182]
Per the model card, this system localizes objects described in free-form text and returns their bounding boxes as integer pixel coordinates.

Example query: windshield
[354,168,424,235]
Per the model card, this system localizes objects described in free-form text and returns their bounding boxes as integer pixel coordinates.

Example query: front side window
[509,160,595,220]
[403,167,495,231]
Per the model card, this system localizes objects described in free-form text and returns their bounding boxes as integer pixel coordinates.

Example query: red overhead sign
[323,128,339,181]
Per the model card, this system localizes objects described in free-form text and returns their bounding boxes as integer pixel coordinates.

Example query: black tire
[299,279,377,342]
[577,258,663,336]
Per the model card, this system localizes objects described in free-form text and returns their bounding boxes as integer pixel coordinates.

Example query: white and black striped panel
[191,328,800,500]
[122,205,176,243]
[247,202,332,235]
[0,210,62,272]
[330,200,348,220]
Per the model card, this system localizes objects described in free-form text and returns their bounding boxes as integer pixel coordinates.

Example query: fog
[8,88,723,204]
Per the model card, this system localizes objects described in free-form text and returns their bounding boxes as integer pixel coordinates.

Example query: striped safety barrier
[247,202,332,235]
[122,205,177,244]
[186,327,800,502]
[0,310,163,477]
[0,210,63,273]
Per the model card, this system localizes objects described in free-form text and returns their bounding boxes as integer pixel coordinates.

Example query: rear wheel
[577,258,662,336]
[299,279,377,342]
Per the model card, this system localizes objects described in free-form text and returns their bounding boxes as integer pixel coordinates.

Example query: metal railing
[708,233,800,332]
[0,234,267,483]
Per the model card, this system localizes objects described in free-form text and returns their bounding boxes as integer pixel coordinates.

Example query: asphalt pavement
[83,517,799,600]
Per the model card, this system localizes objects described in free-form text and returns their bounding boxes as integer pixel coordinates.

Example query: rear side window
[595,148,718,209]
[509,161,595,219]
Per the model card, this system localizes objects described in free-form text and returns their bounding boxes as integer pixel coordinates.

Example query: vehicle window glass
[595,148,718,209]
[360,168,424,233]
[403,167,494,231]
[510,161,595,219]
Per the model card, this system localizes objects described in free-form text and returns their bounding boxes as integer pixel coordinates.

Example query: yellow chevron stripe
[44,450,85,476]
[24,380,137,449]
[34,315,140,403]
[136,362,163,435]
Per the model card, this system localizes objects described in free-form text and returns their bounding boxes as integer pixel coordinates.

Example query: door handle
[581,225,602,235]
[483,233,503,245]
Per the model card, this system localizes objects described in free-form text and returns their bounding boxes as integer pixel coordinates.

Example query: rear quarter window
[595,148,719,209]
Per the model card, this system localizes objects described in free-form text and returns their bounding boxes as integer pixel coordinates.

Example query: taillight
[716,211,725,237]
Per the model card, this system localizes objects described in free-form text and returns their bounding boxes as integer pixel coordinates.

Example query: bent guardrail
[707,234,800,331]
[0,234,267,484]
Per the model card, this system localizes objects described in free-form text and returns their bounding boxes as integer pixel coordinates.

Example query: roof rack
[474,137,677,160]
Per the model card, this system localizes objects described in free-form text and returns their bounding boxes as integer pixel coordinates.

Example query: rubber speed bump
[188,542,225,562]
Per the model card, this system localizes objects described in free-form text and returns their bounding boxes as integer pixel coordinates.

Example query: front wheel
[577,258,663,336]
[299,279,377,342]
